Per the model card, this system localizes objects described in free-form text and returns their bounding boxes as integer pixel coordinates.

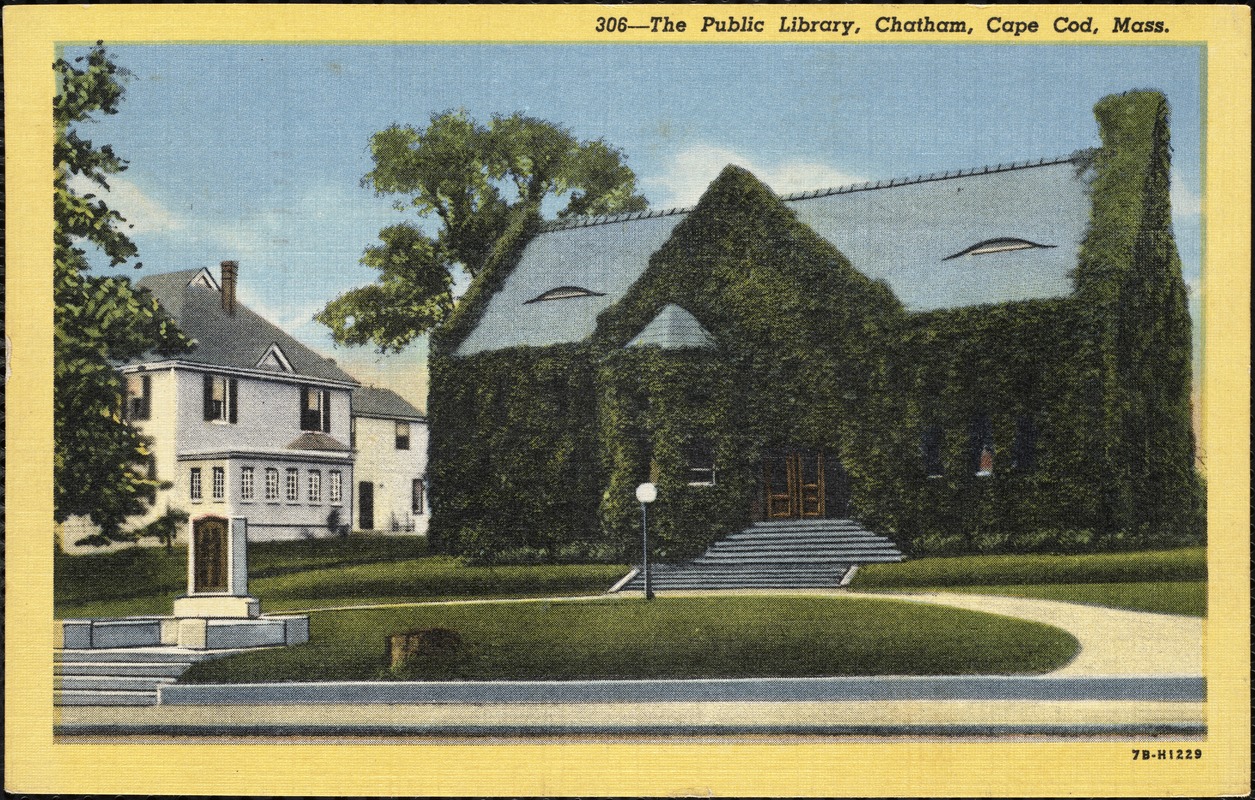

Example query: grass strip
[56,550,627,619]
[180,596,1078,684]
[851,548,1205,590]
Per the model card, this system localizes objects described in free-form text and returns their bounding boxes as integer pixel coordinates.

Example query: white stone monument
[173,515,260,618]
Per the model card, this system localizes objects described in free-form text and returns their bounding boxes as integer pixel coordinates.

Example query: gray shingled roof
[456,213,685,355]
[626,304,717,350]
[456,157,1092,356]
[351,385,426,421]
[287,432,351,451]
[134,269,358,384]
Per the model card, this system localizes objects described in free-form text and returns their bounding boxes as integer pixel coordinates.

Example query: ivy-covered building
[428,90,1204,563]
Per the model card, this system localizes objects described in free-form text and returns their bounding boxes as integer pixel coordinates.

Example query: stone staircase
[54,647,234,707]
[615,519,904,591]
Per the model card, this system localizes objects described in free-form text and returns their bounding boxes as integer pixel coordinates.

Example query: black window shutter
[300,386,310,429]
[228,379,238,423]
[203,374,214,420]
[141,375,152,419]
[322,390,332,432]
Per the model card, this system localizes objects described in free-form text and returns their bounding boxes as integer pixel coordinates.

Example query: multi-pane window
[241,466,255,500]
[308,470,322,503]
[412,478,425,515]
[212,466,226,500]
[203,375,238,423]
[921,425,944,478]
[190,468,202,501]
[265,468,279,501]
[329,471,342,504]
[395,421,411,450]
[285,468,299,502]
[125,374,151,420]
[300,386,332,432]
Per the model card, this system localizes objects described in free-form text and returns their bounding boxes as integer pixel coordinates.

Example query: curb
[160,675,1205,706]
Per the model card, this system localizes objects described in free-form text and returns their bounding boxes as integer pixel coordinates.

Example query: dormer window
[523,286,606,304]
[944,238,1055,260]
[256,343,294,372]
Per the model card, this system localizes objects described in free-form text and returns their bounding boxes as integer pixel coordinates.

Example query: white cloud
[67,174,185,234]
[1170,169,1201,218]
[649,145,868,208]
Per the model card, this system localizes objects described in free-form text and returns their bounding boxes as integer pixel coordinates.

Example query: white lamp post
[635,482,657,600]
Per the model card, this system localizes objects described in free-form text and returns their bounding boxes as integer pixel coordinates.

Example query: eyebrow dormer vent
[944,238,1056,260]
[524,286,606,304]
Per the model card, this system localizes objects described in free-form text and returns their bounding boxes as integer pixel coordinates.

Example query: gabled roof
[132,268,358,385]
[352,385,426,421]
[287,431,351,452]
[456,156,1092,356]
[626,304,717,350]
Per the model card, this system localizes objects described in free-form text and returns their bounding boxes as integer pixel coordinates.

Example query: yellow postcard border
[4,4,1250,796]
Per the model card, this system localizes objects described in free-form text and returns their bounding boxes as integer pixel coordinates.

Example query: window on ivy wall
[921,424,944,478]
[684,441,716,486]
[1011,415,1038,472]
[969,414,994,477]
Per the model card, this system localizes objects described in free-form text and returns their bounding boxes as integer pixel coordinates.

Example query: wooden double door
[761,450,849,520]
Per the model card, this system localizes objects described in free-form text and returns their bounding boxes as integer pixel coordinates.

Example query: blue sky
[69,44,1204,409]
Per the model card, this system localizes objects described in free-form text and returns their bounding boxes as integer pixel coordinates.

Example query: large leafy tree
[53,43,190,545]
[317,111,648,350]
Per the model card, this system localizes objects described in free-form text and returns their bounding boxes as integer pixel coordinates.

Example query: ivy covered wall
[591,164,905,559]
[427,343,608,562]
[426,90,1203,562]
[1069,90,1205,545]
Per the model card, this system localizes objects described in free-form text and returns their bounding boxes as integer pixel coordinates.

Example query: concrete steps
[616,518,904,592]
[53,646,235,707]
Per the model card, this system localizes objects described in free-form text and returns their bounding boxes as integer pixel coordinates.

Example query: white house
[105,262,361,544]
[351,386,429,534]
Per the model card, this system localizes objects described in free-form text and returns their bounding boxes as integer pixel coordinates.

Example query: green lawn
[849,548,1207,616]
[180,595,1080,684]
[55,536,627,619]
[851,547,1205,589]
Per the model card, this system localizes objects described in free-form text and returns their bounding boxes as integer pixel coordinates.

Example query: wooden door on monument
[193,517,229,593]
[762,450,826,519]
